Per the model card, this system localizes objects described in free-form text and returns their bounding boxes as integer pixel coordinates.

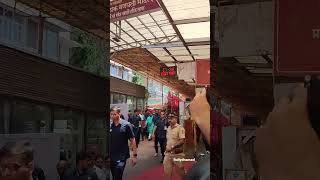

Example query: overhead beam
[173,17,210,25]
[157,0,196,61]
[187,41,210,46]
[216,62,272,68]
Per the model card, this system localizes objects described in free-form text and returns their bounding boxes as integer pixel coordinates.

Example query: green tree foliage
[131,72,144,85]
[131,72,149,100]
[69,28,107,77]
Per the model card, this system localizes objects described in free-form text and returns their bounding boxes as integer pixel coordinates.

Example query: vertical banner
[196,59,211,86]
[274,0,320,75]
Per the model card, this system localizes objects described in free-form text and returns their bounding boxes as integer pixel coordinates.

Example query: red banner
[196,59,210,86]
[110,0,161,22]
[274,0,320,75]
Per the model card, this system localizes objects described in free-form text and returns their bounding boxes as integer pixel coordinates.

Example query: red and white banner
[196,59,210,86]
[110,0,161,22]
[274,0,320,75]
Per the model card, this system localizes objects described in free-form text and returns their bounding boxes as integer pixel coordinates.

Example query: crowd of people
[127,108,170,163]
[110,106,189,180]
[0,141,110,180]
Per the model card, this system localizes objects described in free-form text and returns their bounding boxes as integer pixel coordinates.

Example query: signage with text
[275,0,320,75]
[160,66,177,77]
[110,0,161,22]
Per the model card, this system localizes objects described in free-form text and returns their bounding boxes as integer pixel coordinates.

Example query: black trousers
[140,127,146,141]
[154,136,166,158]
[110,160,127,180]
[134,128,140,148]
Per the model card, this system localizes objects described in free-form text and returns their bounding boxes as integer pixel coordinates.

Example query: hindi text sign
[111,0,161,22]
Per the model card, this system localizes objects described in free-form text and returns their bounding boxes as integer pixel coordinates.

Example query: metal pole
[210,2,223,179]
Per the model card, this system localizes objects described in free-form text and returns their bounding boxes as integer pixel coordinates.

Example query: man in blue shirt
[152,110,169,163]
[110,106,138,180]
[129,109,141,148]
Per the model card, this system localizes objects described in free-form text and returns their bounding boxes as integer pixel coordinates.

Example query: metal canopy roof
[112,48,195,97]
[110,0,210,66]
[111,0,210,93]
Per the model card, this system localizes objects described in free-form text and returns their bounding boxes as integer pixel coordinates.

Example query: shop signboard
[196,59,210,86]
[111,0,161,22]
[275,0,320,75]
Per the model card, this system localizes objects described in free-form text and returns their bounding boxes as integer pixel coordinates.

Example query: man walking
[110,106,138,180]
[139,110,146,141]
[129,109,141,148]
[152,110,169,163]
[163,114,186,180]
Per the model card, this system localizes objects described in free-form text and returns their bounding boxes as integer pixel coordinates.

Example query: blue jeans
[111,160,127,180]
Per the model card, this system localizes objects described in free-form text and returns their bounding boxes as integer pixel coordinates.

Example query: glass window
[43,27,58,59]
[110,65,117,77]
[11,100,51,134]
[117,67,123,78]
[86,115,107,156]
[12,16,23,44]
[120,94,126,103]
[112,93,126,104]
[128,71,133,82]
[26,20,38,50]
[53,109,85,165]
[127,96,133,112]
[137,98,144,110]
[163,86,170,104]
[112,93,120,104]
[123,70,129,81]
[0,8,24,45]
[127,96,137,112]
[147,79,163,106]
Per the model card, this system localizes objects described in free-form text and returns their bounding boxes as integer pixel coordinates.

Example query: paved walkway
[122,139,207,180]
[123,140,163,180]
